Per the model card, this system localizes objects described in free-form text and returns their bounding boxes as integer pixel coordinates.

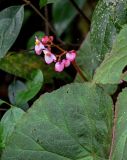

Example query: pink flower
[35,37,45,55]
[62,59,70,67]
[42,36,54,45]
[55,61,64,72]
[43,49,56,64]
[66,50,76,61]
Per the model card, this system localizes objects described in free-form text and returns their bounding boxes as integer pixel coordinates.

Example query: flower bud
[55,61,64,72]
[62,59,70,67]
[66,50,76,61]
[42,36,54,45]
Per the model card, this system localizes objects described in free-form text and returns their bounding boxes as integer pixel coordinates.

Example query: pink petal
[51,53,57,62]
[43,49,49,55]
[39,43,45,50]
[42,36,54,45]
[35,45,42,55]
[35,37,45,55]
[66,50,76,61]
[43,50,56,64]
[62,59,70,67]
[55,61,64,72]
[44,55,53,64]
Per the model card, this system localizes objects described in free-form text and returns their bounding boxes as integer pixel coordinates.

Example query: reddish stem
[51,43,88,81]
[72,61,88,81]
[51,43,65,52]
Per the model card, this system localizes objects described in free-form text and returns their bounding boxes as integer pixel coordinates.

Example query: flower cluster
[35,36,76,72]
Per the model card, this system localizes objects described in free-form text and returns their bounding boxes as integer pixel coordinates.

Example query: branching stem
[51,43,88,81]
[22,0,64,44]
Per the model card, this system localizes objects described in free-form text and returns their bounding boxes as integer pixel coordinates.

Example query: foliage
[8,69,43,109]
[0,6,24,58]
[0,0,127,159]
[111,88,127,160]
[53,0,86,36]
[1,107,25,147]
[93,25,127,84]
[1,83,113,160]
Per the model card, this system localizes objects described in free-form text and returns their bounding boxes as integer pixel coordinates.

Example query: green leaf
[0,52,72,84]
[0,123,4,150]
[8,80,29,110]
[39,0,47,8]
[93,25,127,84]
[1,107,25,146]
[0,6,24,58]
[90,0,127,65]
[76,34,98,81]
[7,70,43,109]
[121,71,127,82]
[0,52,43,80]
[53,0,86,36]
[15,70,43,105]
[8,80,27,105]
[1,83,113,160]
[39,0,60,8]
[76,0,127,82]
[75,34,117,96]
[47,0,59,3]
[110,88,127,160]
[0,99,5,106]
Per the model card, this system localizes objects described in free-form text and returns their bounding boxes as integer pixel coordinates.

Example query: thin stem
[22,0,64,44]
[0,108,8,111]
[56,52,67,61]
[4,101,13,108]
[72,61,88,81]
[52,43,88,81]
[52,43,65,52]
[44,5,49,35]
[69,0,91,26]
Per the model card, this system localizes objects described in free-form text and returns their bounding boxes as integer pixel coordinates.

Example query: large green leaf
[53,0,86,36]
[75,34,117,96]
[0,6,24,58]
[0,53,43,80]
[110,88,127,160]
[76,1,127,82]
[1,83,113,160]
[93,25,127,84]
[1,107,25,146]
[90,0,127,63]
[0,52,72,84]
